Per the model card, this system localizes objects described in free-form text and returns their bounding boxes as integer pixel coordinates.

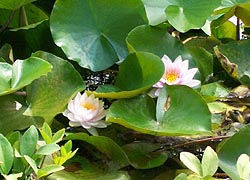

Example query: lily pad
[24,51,85,122]
[50,0,147,71]
[107,85,211,136]
[126,25,189,61]
[89,52,164,99]
[64,133,129,171]
[165,0,221,32]
[122,142,168,169]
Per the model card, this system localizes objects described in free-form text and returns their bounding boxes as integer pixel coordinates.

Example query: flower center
[82,103,96,110]
[165,72,178,83]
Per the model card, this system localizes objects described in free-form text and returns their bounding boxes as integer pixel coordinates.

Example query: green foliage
[0,0,250,178]
[107,85,211,136]
[218,124,250,180]
[50,0,147,71]
[0,56,52,96]
[0,123,76,179]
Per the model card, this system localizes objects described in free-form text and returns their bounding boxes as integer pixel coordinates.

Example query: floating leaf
[64,133,129,171]
[50,0,147,71]
[122,142,168,169]
[107,85,211,136]
[24,51,85,122]
[90,52,164,99]
[165,0,221,32]
[126,25,190,61]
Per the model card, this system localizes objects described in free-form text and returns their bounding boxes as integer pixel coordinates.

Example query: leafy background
[0,0,250,179]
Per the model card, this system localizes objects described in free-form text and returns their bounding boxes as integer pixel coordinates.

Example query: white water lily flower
[153,55,200,96]
[63,92,107,135]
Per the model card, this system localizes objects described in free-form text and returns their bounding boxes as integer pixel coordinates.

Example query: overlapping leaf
[0,56,52,96]
[50,0,147,71]
[107,85,211,136]
[90,52,164,99]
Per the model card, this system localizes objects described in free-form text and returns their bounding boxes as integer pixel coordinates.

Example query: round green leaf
[122,142,168,169]
[24,51,85,122]
[0,134,13,175]
[126,25,189,60]
[0,56,52,96]
[0,95,43,135]
[218,124,250,180]
[50,0,147,71]
[165,0,221,33]
[0,0,35,10]
[107,85,211,136]
[91,52,164,99]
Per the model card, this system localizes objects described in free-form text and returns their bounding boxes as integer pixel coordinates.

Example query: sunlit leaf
[107,85,211,136]
[165,0,221,32]
[180,152,202,176]
[37,164,64,179]
[50,0,147,71]
[201,146,219,176]
[0,56,52,96]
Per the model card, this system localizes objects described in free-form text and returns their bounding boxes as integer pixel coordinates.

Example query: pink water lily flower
[153,55,200,96]
[63,92,107,135]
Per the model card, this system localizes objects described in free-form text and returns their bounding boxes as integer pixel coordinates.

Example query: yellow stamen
[165,72,178,83]
[82,103,96,110]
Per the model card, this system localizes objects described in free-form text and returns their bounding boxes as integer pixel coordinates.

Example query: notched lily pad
[88,52,164,99]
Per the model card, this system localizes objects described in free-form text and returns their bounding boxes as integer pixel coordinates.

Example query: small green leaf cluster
[0,123,77,180]
[175,147,250,180]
